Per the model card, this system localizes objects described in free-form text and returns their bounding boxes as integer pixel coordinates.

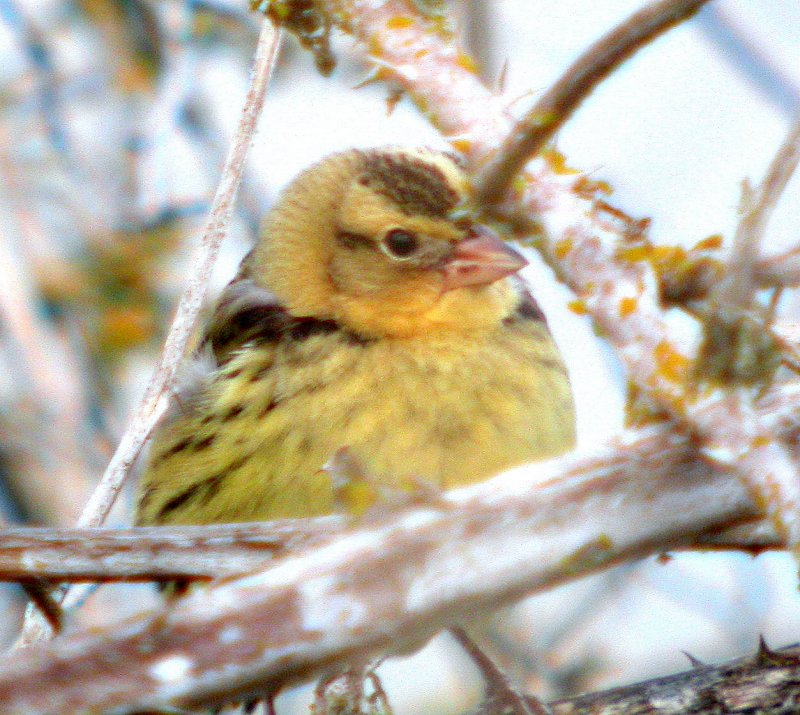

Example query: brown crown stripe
[360,152,459,218]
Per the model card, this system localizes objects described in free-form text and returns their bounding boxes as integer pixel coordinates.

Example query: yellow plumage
[136,147,575,527]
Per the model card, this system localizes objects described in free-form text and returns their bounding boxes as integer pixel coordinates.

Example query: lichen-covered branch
[317,0,800,558]
[0,413,794,713]
[692,116,800,553]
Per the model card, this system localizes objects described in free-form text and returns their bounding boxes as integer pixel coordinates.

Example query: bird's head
[253,147,527,338]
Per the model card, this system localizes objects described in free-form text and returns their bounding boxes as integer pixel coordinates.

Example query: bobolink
[136,147,575,527]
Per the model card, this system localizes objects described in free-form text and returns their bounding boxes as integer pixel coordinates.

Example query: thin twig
[450,626,550,715]
[15,17,281,648]
[757,246,800,287]
[16,580,62,632]
[716,116,800,309]
[475,0,713,206]
[77,18,281,530]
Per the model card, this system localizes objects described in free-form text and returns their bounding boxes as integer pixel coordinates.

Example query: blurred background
[0,0,798,712]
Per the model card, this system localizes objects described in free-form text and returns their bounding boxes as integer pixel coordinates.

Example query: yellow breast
[136,318,574,526]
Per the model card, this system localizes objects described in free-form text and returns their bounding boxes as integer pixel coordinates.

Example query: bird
[135,147,576,529]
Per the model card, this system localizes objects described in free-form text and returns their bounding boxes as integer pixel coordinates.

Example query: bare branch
[15,17,281,649]
[0,521,340,582]
[451,626,550,715]
[715,116,800,309]
[475,0,713,206]
[0,410,795,712]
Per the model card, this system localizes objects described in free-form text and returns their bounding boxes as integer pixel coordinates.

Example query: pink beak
[440,225,528,291]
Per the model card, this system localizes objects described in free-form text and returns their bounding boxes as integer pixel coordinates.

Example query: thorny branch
[543,640,800,715]
[0,409,799,712]
[320,0,800,558]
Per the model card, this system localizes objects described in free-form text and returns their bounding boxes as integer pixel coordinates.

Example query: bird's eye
[381,229,419,259]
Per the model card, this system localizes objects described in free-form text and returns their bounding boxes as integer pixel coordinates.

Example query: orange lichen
[618,240,724,304]
[559,535,614,575]
[752,435,771,449]
[574,175,613,199]
[510,174,529,199]
[624,380,671,428]
[654,340,690,383]
[694,234,723,251]
[386,16,414,29]
[619,296,638,318]
[455,52,478,73]
[618,245,650,262]
[568,300,588,315]
[450,139,471,154]
[554,238,573,259]
[541,146,580,175]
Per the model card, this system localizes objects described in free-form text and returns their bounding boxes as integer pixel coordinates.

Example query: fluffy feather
[136,148,575,526]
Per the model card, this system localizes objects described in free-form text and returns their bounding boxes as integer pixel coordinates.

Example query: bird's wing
[136,252,368,526]
[202,250,290,366]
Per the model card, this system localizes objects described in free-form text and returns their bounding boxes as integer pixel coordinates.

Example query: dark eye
[382,229,419,259]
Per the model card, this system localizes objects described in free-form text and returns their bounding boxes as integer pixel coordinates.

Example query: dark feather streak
[155,455,250,522]
[158,437,192,462]
[258,399,279,418]
[192,434,216,451]
[206,280,372,362]
[289,318,340,341]
[221,404,245,422]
